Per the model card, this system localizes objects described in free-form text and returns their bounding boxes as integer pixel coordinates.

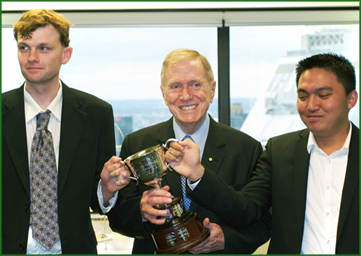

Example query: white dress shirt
[24,83,63,254]
[301,125,352,254]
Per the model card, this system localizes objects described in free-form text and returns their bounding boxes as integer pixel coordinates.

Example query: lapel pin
[209,157,213,162]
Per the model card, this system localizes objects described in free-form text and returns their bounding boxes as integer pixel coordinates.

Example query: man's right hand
[100,156,131,206]
[140,185,173,225]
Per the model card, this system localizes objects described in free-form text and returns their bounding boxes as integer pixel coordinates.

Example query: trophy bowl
[124,144,167,187]
[123,139,210,254]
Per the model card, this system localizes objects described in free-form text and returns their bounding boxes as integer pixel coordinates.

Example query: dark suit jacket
[107,116,271,254]
[2,83,115,254]
[190,124,359,254]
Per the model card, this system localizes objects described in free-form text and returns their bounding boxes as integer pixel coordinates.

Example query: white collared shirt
[24,82,63,254]
[173,114,210,161]
[301,125,352,254]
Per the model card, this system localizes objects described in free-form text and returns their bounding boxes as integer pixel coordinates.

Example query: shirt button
[326,212,330,216]
[327,240,330,244]
[326,186,330,189]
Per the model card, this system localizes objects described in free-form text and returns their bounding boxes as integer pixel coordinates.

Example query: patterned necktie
[29,110,60,250]
[181,135,194,210]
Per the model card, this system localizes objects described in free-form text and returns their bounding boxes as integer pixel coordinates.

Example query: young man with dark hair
[167,53,359,254]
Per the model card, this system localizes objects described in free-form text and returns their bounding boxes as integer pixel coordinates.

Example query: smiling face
[297,68,357,141]
[17,24,72,89]
[161,58,216,134]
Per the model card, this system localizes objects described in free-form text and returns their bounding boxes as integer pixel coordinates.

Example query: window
[2,27,217,155]
[2,5,359,150]
[230,25,359,145]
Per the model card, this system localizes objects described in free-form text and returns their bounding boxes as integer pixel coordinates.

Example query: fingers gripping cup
[122,139,209,254]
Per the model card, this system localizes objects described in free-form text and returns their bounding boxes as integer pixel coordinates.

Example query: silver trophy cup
[122,138,209,254]
[123,138,177,187]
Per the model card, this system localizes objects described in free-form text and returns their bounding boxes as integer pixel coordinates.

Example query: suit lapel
[202,118,226,177]
[57,84,87,196]
[2,86,31,197]
[293,129,311,232]
[337,124,359,240]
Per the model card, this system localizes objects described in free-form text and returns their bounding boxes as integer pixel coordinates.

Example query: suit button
[25,204,29,210]
[19,244,25,251]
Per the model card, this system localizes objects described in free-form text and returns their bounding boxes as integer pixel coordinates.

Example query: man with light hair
[104,48,271,254]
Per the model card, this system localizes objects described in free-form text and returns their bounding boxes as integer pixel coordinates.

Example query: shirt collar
[24,81,63,123]
[307,123,352,154]
[173,114,210,146]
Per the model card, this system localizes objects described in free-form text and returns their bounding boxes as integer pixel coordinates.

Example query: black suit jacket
[190,124,359,254]
[2,83,115,254]
[107,116,271,254]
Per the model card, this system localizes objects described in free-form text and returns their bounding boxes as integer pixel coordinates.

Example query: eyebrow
[18,42,52,47]
[297,87,333,94]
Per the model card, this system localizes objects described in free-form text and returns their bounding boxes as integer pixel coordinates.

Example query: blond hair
[13,9,71,47]
[161,48,214,87]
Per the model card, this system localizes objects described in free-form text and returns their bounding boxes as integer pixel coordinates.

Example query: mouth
[307,115,322,121]
[27,67,42,71]
[179,104,197,110]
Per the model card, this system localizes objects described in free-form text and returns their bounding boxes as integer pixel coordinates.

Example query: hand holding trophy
[122,138,209,254]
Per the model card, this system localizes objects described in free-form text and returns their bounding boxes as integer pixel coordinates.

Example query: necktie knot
[36,110,51,130]
[182,135,194,142]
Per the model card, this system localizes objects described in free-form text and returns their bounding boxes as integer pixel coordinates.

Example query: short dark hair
[295,53,356,95]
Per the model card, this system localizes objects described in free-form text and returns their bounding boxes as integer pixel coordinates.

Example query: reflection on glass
[230,25,359,146]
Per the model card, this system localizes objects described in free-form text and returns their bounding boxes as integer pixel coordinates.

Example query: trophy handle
[162,138,179,172]
[120,160,139,185]
[163,138,179,150]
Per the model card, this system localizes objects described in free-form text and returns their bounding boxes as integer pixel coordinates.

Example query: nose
[180,86,192,101]
[307,95,320,112]
[28,49,39,63]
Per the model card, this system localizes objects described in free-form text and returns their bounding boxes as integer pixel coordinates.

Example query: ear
[347,90,358,109]
[160,85,169,106]
[61,46,73,64]
[210,81,216,103]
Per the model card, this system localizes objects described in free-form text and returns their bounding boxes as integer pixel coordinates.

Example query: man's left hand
[189,218,225,254]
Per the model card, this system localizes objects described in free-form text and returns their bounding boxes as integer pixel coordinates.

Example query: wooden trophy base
[152,212,210,254]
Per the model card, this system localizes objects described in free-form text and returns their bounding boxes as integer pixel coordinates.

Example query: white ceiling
[2,1,359,11]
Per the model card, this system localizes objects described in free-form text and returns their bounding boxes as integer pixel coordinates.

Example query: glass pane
[2,27,218,155]
[230,25,359,146]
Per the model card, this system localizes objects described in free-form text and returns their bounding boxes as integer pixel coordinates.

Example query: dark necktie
[181,135,194,210]
[29,110,60,250]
